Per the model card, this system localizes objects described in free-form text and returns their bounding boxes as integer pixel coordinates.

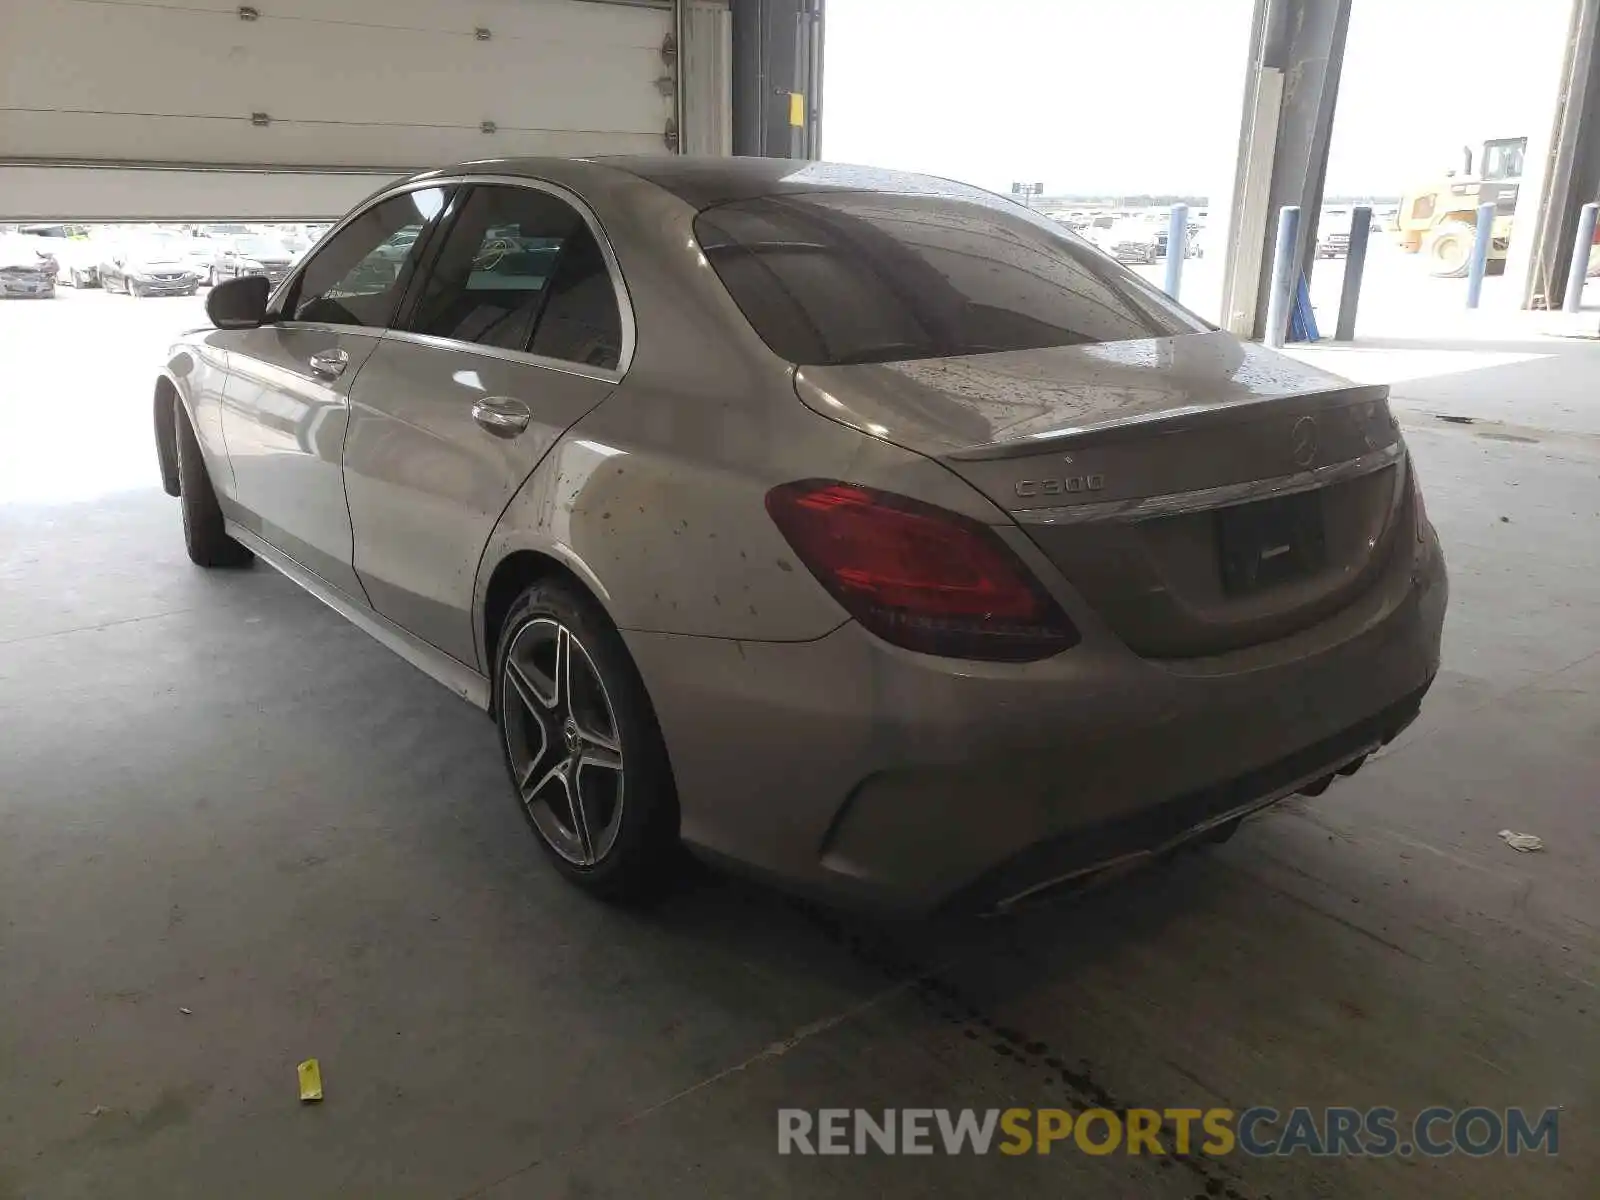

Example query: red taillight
[765,480,1079,661]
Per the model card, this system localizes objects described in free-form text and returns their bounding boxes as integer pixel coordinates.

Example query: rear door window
[695,191,1209,366]
[405,183,620,367]
[528,225,623,370]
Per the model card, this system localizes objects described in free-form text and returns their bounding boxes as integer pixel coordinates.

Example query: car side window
[406,184,622,367]
[289,188,447,327]
[529,224,623,370]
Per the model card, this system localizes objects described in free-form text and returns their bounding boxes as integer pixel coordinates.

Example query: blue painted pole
[1264,205,1300,349]
[1163,203,1189,297]
[1334,205,1372,341]
[1465,202,1495,309]
[1562,201,1599,313]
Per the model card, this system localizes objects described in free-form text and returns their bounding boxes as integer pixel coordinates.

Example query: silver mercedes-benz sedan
[152,156,1447,913]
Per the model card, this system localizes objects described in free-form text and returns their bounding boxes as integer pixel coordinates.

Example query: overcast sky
[822,0,1571,198]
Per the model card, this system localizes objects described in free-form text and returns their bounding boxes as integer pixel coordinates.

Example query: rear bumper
[946,678,1428,912]
[627,519,1447,914]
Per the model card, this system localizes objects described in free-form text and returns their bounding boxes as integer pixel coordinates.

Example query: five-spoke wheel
[494,581,677,899]
[501,617,626,867]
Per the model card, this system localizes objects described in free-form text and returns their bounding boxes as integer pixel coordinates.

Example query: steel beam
[730,0,823,158]
[1516,0,1600,309]
[1219,0,1353,339]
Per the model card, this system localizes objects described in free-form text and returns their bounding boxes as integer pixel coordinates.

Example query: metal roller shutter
[0,0,688,220]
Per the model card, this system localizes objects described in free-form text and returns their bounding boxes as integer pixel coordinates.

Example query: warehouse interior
[1,1,1597,1197]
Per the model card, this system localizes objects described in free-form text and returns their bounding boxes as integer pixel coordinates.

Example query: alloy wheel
[501,617,625,867]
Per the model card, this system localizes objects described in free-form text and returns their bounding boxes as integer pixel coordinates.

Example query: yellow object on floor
[297,1058,324,1103]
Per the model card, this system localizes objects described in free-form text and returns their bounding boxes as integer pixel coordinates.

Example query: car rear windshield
[694,191,1209,367]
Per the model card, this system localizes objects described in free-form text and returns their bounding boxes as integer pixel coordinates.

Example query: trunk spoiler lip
[942,382,1393,461]
[1008,439,1405,527]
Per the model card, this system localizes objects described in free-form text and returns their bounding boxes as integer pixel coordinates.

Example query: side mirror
[206,274,270,329]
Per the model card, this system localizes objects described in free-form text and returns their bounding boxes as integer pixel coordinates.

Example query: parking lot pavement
[0,287,211,505]
[2,288,1597,1199]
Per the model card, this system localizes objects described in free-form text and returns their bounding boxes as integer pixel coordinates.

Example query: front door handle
[471,396,532,438]
[308,349,349,379]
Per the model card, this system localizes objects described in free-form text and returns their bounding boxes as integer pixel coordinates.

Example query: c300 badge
[1015,473,1105,499]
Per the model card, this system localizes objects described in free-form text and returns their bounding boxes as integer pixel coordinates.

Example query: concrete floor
[1,294,1597,1199]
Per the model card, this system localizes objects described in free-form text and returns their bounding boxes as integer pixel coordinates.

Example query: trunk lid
[795,331,1408,658]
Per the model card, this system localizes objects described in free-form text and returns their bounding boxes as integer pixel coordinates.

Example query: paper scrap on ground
[1497,829,1544,853]
[297,1059,324,1102]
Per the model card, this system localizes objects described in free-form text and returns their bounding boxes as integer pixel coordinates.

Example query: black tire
[173,399,252,568]
[1428,220,1475,279]
[129,281,144,298]
[493,580,678,901]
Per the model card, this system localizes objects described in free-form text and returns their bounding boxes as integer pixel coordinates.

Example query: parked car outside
[1091,221,1160,264]
[153,157,1447,913]
[209,235,297,287]
[1153,223,1204,260]
[55,235,114,287]
[1317,231,1351,259]
[0,234,59,298]
[99,235,200,296]
[175,236,219,284]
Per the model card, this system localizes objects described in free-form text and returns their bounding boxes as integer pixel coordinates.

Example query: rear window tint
[695,192,1208,366]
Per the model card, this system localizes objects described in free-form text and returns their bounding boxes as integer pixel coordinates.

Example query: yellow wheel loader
[1392,137,1525,278]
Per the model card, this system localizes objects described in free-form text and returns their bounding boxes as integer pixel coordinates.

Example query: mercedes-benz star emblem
[1290,415,1319,468]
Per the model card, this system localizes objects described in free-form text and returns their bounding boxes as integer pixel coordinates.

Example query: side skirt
[226,521,491,711]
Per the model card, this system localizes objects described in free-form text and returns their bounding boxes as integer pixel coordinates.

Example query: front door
[342,181,628,665]
[220,186,450,598]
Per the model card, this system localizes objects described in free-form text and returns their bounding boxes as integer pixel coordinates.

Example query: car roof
[414,155,1008,213]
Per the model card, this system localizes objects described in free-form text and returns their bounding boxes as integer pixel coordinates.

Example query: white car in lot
[0,234,58,298]
[54,236,115,287]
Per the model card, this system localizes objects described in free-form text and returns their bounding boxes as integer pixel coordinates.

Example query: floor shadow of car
[633,838,1220,1006]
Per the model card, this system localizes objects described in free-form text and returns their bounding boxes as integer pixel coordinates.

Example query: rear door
[341,180,629,665]
[220,185,450,597]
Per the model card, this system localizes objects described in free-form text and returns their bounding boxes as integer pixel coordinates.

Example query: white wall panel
[0,164,404,222]
[0,0,675,218]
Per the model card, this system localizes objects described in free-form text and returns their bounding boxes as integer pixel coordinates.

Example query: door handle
[472,396,532,438]
[308,349,349,379]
